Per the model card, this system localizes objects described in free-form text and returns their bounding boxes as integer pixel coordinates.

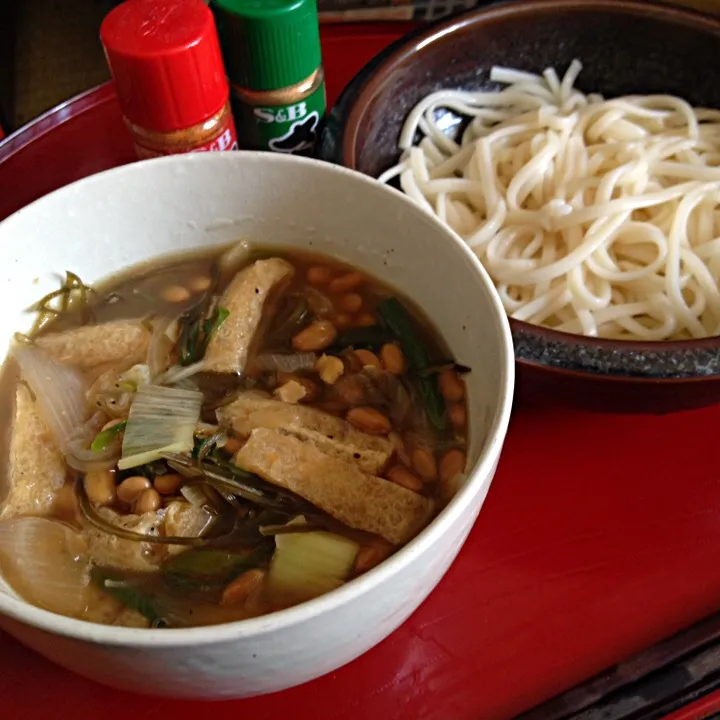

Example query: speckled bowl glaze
[319,0,720,413]
[0,152,514,698]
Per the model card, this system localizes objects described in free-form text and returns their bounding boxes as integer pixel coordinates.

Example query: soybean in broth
[0,244,469,628]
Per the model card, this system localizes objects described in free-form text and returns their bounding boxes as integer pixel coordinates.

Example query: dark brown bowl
[319,0,720,413]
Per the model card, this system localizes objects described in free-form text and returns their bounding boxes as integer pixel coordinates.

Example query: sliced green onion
[118,385,202,470]
[117,363,152,392]
[192,433,221,460]
[90,421,127,452]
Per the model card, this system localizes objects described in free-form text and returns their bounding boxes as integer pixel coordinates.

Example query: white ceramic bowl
[0,152,514,698]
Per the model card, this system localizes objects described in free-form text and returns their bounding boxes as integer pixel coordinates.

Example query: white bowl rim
[0,151,515,647]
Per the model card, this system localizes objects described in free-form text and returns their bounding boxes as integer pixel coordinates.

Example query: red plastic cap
[100,0,230,133]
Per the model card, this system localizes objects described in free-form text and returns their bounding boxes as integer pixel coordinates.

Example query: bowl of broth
[321,0,720,413]
[0,152,513,697]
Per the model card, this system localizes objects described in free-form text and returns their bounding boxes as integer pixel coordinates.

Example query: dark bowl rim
[320,0,720,358]
[518,354,720,385]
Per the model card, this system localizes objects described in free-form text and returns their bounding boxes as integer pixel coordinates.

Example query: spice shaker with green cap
[211,0,325,155]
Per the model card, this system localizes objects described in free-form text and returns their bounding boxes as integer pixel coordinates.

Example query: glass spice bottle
[100,0,239,159]
[211,0,326,156]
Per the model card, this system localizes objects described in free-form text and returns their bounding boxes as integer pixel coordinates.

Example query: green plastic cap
[211,0,322,92]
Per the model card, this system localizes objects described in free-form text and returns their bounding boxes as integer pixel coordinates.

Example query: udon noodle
[379,60,720,340]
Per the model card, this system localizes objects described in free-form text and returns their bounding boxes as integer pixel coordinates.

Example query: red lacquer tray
[3,23,720,720]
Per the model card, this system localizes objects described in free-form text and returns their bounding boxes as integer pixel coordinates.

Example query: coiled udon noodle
[379,60,720,340]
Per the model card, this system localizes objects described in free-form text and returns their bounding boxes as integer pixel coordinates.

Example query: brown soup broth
[0,245,469,628]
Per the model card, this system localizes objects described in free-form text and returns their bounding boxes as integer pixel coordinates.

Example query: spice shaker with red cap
[100,0,239,159]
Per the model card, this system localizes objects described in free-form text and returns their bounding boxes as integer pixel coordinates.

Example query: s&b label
[232,83,326,155]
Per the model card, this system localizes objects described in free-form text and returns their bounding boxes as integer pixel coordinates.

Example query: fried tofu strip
[82,503,210,628]
[1,319,152,518]
[86,502,211,572]
[204,258,294,374]
[35,318,151,370]
[0,384,66,519]
[86,508,166,572]
[164,501,213,556]
[235,428,434,545]
[217,392,394,475]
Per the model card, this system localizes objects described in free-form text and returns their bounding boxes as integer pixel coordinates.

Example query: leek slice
[119,385,202,470]
[267,518,359,603]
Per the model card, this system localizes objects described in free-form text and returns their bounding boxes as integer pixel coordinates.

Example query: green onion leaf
[90,421,127,452]
[178,304,229,367]
[330,325,395,351]
[377,297,447,432]
[162,547,270,592]
[91,568,169,626]
[417,361,472,378]
[178,311,199,366]
[208,306,229,335]
[377,297,430,368]
[175,266,221,366]
[268,296,311,346]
